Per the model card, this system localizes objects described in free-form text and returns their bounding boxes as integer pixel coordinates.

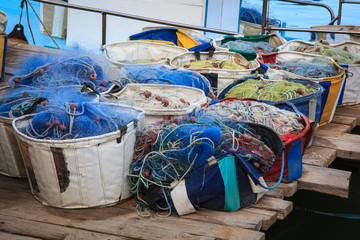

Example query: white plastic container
[12,104,144,208]
[108,83,207,126]
[277,40,360,106]
[101,41,188,80]
[169,51,260,96]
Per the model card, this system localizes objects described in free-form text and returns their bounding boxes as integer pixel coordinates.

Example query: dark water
[265,161,360,240]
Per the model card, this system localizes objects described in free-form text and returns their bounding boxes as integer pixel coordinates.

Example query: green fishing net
[183,58,246,70]
[295,45,360,65]
[224,78,317,101]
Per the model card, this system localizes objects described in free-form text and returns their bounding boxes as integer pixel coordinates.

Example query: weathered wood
[0,188,264,240]
[0,215,128,240]
[332,114,358,129]
[297,164,351,198]
[312,133,360,160]
[0,175,30,192]
[316,123,352,134]
[120,201,263,231]
[241,208,277,231]
[0,231,42,240]
[302,146,337,167]
[250,196,293,220]
[334,106,360,124]
[265,181,298,198]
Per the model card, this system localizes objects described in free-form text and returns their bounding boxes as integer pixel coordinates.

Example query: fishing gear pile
[129,114,281,216]
[266,59,339,78]
[201,100,305,135]
[9,56,112,92]
[182,57,247,70]
[22,101,140,140]
[294,45,360,65]
[111,89,191,109]
[223,78,318,101]
[2,54,128,140]
[221,39,276,53]
[116,64,214,97]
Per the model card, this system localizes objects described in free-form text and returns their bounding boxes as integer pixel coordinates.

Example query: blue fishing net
[114,64,214,97]
[22,102,141,140]
[9,56,112,93]
[267,59,339,78]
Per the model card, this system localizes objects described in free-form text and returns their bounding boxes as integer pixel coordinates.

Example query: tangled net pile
[182,57,246,70]
[266,59,339,78]
[221,40,275,53]
[111,89,191,110]
[202,100,305,135]
[224,78,318,101]
[129,115,279,216]
[9,56,112,93]
[116,65,214,97]
[294,45,360,65]
[22,102,141,140]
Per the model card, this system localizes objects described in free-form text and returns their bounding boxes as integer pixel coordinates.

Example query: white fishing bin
[258,51,346,126]
[277,40,360,106]
[106,84,207,126]
[169,51,260,95]
[0,115,26,177]
[101,41,188,80]
[12,103,144,209]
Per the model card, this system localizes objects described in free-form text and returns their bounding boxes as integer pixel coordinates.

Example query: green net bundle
[224,78,318,101]
[182,57,246,70]
[295,45,360,65]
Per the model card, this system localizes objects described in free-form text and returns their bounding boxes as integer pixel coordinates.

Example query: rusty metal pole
[261,0,268,35]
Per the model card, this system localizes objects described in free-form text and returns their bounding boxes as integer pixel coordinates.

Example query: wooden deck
[0,41,358,240]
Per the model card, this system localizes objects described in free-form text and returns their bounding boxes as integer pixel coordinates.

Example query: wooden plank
[120,201,263,231]
[250,196,293,220]
[332,114,358,129]
[302,146,337,167]
[316,123,352,134]
[0,231,42,240]
[0,215,128,240]
[241,208,277,231]
[0,188,264,240]
[181,208,263,231]
[334,107,360,124]
[265,181,298,198]
[0,175,30,192]
[297,164,351,198]
[312,133,360,160]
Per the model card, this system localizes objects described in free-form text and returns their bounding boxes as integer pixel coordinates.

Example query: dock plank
[0,188,264,240]
[0,231,43,240]
[332,114,358,129]
[265,181,298,198]
[250,196,293,220]
[312,133,360,160]
[0,215,129,240]
[302,146,337,167]
[241,208,277,231]
[297,164,351,198]
[316,123,352,134]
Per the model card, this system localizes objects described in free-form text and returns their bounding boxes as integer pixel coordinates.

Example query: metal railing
[30,0,360,46]
[262,0,360,35]
[32,0,240,46]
